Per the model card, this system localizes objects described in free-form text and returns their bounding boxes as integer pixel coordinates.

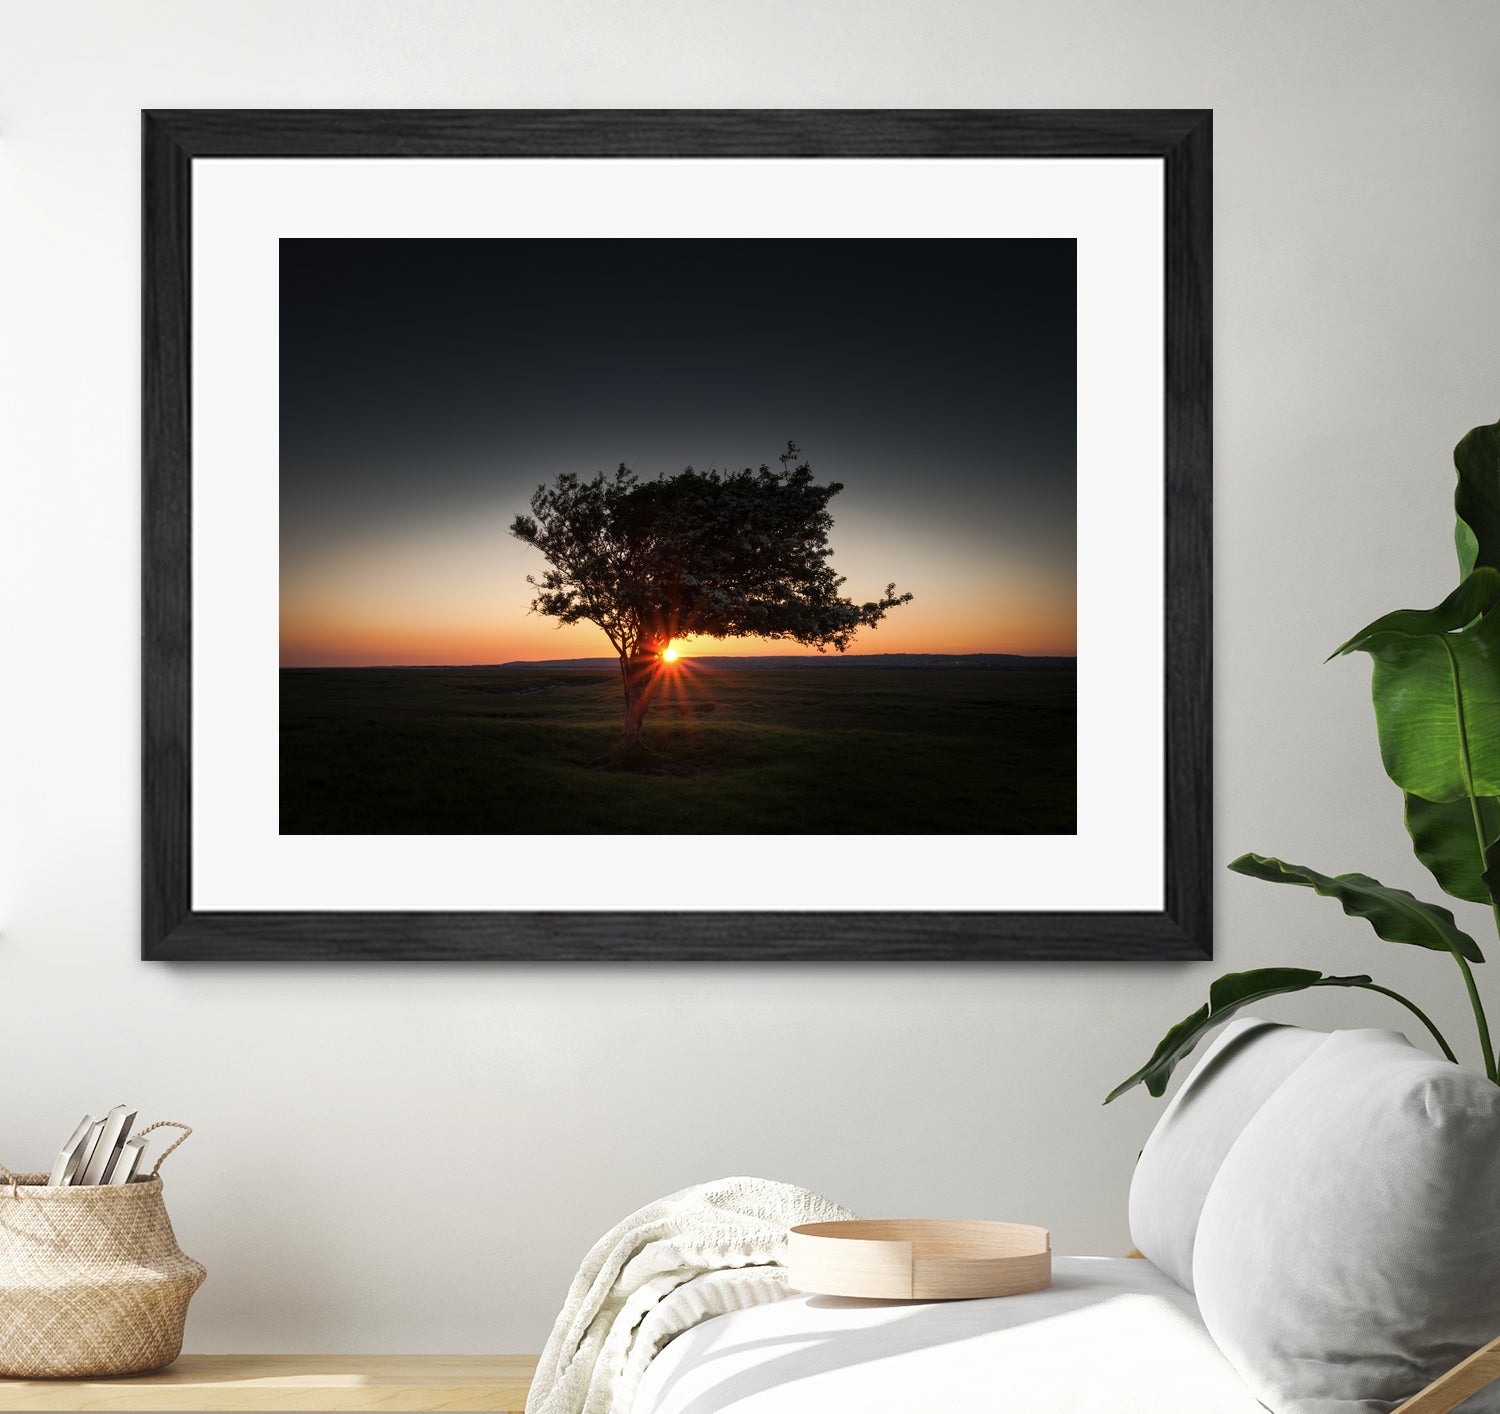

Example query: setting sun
[660,643,680,663]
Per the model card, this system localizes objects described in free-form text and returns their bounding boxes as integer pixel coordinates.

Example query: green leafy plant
[1107,415,1500,1103]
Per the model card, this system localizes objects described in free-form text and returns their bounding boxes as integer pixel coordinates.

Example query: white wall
[3,0,1499,1354]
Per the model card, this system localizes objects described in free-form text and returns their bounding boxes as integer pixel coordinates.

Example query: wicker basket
[0,1122,206,1377]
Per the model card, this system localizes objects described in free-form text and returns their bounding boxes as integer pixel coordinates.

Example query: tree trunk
[619,653,659,748]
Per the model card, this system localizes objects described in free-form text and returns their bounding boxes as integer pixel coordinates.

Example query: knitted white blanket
[526,1176,857,1414]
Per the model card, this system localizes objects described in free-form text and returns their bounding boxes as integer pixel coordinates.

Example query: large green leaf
[1331,569,1500,802]
[1456,417,1500,577]
[1228,853,1484,962]
[1333,567,1500,655]
[1104,968,1372,1102]
[1406,793,1500,904]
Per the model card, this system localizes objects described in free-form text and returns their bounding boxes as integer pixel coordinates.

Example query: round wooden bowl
[787,1219,1051,1301]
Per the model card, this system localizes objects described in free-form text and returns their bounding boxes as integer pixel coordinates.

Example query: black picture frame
[142,108,1211,962]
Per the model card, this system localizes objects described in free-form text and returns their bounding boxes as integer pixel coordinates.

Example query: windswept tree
[510,443,912,757]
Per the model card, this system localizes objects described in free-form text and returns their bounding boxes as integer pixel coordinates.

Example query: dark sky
[280,237,1076,665]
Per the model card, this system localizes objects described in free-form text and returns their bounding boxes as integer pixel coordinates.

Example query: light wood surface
[0,1355,538,1412]
[788,1219,1050,1301]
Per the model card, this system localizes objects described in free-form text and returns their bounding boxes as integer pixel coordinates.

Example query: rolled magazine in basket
[46,1115,94,1187]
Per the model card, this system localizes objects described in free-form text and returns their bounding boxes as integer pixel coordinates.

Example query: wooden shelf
[0,1355,538,1411]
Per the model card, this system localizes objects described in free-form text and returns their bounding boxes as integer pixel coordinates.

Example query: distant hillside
[496,652,1076,671]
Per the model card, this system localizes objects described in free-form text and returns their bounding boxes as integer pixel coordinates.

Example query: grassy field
[280,663,1076,835]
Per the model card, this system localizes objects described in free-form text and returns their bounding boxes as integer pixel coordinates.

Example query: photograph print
[279,236,1077,837]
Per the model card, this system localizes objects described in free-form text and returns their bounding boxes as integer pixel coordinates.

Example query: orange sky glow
[279,496,1076,667]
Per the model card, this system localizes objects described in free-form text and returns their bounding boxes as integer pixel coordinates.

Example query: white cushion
[1193,1028,1500,1413]
[632,1256,1266,1414]
[1129,1015,1327,1290]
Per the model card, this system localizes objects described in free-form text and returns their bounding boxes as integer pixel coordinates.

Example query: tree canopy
[510,444,912,662]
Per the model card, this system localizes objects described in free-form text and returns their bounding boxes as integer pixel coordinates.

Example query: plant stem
[1458,952,1497,1081]
[1356,981,1460,1064]
[1458,788,1500,1080]
[1441,635,1499,1082]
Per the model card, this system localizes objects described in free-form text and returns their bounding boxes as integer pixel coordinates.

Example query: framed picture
[143,109,1211,961]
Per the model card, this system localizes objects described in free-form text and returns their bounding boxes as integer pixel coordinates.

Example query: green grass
[280,664,1076,834]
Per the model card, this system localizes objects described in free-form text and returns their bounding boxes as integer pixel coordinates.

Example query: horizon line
[281,650,1079,670]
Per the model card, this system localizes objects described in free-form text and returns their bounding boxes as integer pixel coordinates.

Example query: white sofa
[633,1018,1500,1414]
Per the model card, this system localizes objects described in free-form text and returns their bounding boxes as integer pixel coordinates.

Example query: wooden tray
[787,1219,1051,1301]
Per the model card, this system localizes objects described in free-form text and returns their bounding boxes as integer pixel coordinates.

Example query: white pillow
[1128,1015,1326,1290]
[1193,1028,1500,1413]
